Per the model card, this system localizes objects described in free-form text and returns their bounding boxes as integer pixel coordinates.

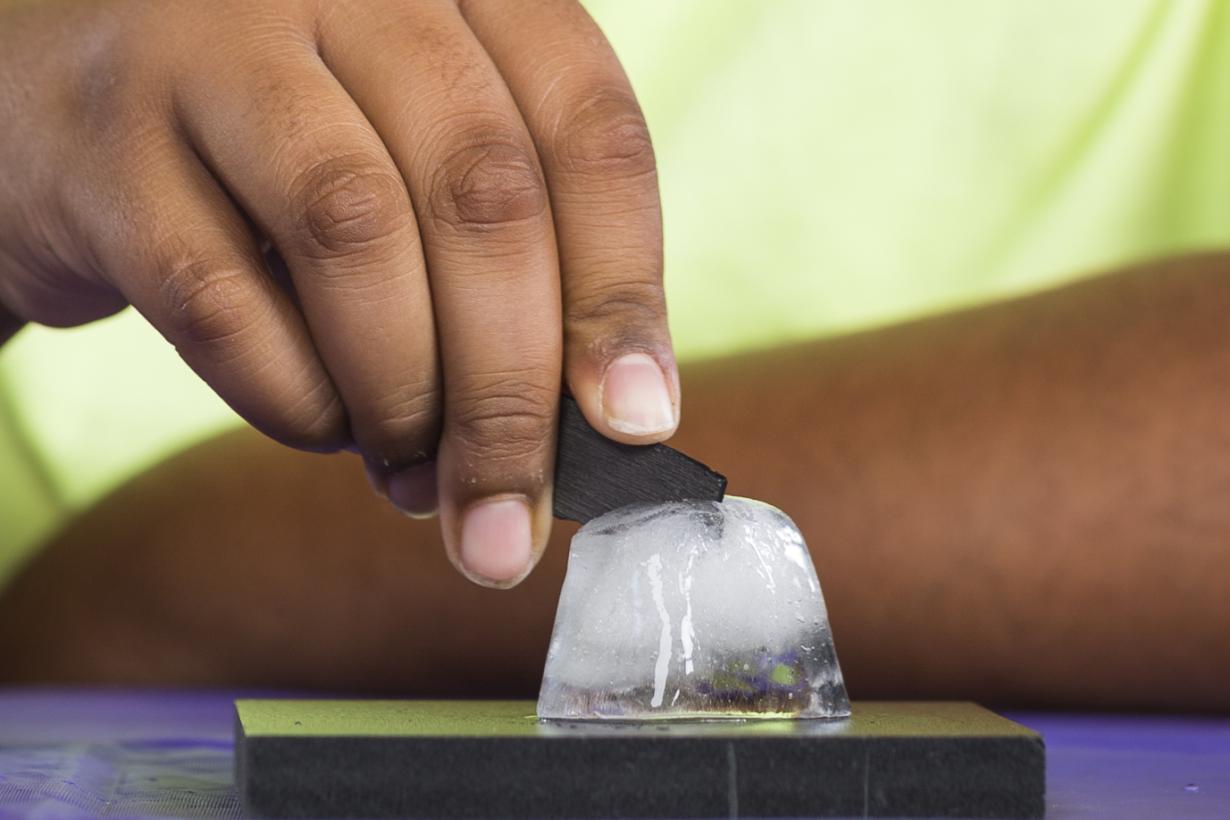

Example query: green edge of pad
[235,700,1039,740]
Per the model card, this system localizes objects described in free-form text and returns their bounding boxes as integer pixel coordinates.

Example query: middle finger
[321,0,563,586]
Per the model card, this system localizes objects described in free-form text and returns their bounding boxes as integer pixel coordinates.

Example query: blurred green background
[2,0,1229,576]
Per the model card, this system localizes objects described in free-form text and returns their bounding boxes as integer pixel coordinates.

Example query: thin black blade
[552,395,727,523]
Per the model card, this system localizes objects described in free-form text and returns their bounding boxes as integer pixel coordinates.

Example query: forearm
[3,251,1228,709]
[673,250,1230,709]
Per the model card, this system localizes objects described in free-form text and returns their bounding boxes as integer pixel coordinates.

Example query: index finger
[461,0,679,444]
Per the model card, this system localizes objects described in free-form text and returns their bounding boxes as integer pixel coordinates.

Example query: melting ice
[537,497,851,721]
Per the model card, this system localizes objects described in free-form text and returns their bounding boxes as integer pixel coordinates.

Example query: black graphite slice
[553,395,727,524]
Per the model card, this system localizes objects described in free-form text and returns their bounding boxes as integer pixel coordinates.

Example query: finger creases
[460,0,678,445]
[174,44,441,471]
[82,141,347,452]
[318,0,563,586]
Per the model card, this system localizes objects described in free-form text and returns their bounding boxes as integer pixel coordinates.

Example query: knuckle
[275,381,350,452]
[556,90,656,179]
[159,257,263,348]
[290,155,410,258]
[450,372,556,463]
[354,387,442,464]
[428,131,548,230]
[72,30,147,140]
[568,278,667,330]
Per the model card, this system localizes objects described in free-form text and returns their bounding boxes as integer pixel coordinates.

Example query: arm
[682,251,1230,710]
[3,252,1228,709]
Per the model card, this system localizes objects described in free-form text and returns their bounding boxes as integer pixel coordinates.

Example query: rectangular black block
[234,700,1044,818]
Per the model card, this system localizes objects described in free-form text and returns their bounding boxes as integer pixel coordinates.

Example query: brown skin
[0,303,20,346]
[0,0,679,588]
[3,253,1229,710]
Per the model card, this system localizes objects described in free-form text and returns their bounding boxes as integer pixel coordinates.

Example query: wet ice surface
[537,497,850,721]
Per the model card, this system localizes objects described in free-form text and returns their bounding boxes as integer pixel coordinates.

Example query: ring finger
[175,35,441,473]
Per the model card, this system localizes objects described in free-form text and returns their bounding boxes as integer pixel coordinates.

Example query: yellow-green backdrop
[2,0,1229,583]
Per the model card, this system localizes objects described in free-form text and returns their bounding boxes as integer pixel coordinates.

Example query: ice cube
[537,496,850,721]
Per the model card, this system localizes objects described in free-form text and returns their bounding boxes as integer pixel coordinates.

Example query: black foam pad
[234,700,1045,819]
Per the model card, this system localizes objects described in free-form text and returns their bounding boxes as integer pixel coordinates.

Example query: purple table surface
[0,688,1226,819]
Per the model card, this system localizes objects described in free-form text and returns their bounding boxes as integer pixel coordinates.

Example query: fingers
[320,0,561,586]
[461,0,678,444]
[174,43,441,474]
[80,140,347,450]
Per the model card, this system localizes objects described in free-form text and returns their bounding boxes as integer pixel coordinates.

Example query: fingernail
[601,353,677,435]
[387,462,438,519]
[459,496,533,585]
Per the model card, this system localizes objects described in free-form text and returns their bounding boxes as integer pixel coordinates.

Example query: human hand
[0,0,676,586]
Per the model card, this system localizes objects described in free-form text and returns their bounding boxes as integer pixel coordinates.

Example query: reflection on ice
[537,497,850,721]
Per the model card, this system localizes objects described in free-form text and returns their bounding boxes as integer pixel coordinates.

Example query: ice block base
[235,700,1044,818]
